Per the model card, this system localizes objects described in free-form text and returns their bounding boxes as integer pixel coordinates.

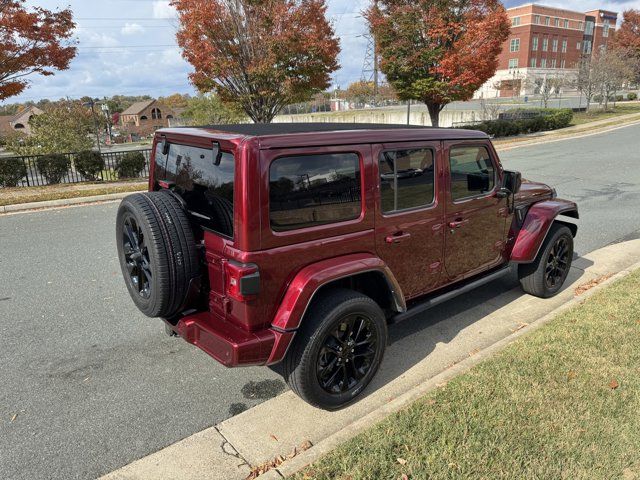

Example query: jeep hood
[515,179,554,205]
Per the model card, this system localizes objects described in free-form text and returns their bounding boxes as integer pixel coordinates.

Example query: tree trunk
[426,102,442,127]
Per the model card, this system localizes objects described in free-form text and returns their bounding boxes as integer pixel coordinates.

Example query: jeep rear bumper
[166,312,294,367]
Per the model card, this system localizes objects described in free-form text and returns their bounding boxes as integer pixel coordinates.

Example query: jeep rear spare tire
[116,191,199,318]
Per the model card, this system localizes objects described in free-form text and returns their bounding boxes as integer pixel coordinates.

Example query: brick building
[0,106,44,137]
[476,3,617,98]
[119,99,176,136]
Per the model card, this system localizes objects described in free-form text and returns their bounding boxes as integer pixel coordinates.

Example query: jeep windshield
[153,141,234,238]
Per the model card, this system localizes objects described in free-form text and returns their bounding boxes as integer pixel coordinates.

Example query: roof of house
[121,99,156,116]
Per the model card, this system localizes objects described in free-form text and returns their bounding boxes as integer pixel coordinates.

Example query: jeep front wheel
[281,289,387,410]
[519,223,574,298]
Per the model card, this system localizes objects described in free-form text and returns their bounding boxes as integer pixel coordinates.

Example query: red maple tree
[614,10,640,52]
[366,0,510,126]
[0,0,77,101]
[171,0,340,123]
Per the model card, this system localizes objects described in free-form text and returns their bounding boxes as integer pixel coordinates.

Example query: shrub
[593,94,603,103]
[36,154,71,184]
[116,151,146,179]
[75,150,105,181]
[0,159,27,187]
[628,92,638,101]
[615,95,624,102]
[458,108,573,138]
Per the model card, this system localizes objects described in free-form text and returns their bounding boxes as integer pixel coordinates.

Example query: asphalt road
[1,123,638,480]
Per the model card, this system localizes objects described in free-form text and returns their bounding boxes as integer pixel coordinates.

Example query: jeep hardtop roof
[158,123,489,149]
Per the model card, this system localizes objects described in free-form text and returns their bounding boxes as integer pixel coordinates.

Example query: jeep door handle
[385,232,411,244]
[448,219,469,229]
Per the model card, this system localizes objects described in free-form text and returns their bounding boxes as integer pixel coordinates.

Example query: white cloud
[121,23,145,36]
[153,1,177,19]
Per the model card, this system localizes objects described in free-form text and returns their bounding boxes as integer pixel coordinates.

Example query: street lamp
[101,103,113,145]
[83,99,102,155]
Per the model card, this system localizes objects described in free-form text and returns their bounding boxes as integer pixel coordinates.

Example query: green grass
[297,271,640,480]
[572,103,640,126]
[0,181,146,206]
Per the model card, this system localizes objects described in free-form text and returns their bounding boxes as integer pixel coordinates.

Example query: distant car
[116,123,578,410]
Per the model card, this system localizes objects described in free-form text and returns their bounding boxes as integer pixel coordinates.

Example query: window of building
[156,144,235,237]
[534,15,540,24]
[544,16,550,26]
[151,108,162,120]
[560,59,566,68]
[269,153,361,232]
[550,58,557,68]
[585,20,594,35]
[541,58,547,68]
[379,148,435,213]
[542,38,548,51]
[449,147,495,201]
[531,58,537,67]
[508,58,519,69]
[578,21,584,30]
[532,37,539,51]
[603,21,610,37]
[584,40,592,54]
[577,41,581,50]
[512,16,521,26]
[14,123,24,129]
[554,17,560,27]
[140,115,148,121]
[552,38,558,52]
[562,39,568,52]
[564,19,569,28]
[510,38,520,52]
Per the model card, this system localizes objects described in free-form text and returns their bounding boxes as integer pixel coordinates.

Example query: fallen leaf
[270,434,278,442]
[575,274,613,296]
[397,458,407,465]
[610,379,620,390]
[511,322,529,333]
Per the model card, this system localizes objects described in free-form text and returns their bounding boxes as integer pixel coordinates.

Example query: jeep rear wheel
[519,223,574,298]
[116,192,199,318]
[281,289,387,410]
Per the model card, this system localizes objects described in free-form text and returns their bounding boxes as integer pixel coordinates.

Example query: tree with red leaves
[0,0,77,101]
[366,0,510,127]
[171,0,340,123]
[614,9,640,53]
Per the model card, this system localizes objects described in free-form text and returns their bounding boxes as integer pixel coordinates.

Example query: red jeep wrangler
[116,123,578,410]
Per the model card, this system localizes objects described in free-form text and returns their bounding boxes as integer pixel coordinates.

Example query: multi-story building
[476,4,617,98]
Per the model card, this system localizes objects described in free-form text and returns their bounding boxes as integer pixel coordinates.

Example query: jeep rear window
[269,153,361,232]
[154,142,234,237]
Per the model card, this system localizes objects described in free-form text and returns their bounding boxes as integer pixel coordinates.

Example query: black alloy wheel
[545,236,570,289]
[316,314,379,395]
[122,214,152,299]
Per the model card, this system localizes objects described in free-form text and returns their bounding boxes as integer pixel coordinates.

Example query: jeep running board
[390,265,513,324]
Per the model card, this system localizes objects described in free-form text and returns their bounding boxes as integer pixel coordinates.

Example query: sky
[4,0,639,105]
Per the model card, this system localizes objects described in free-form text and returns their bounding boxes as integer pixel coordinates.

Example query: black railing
[0,149,152,188]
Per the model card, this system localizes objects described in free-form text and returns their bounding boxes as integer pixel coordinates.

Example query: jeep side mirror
[503,170,522,194]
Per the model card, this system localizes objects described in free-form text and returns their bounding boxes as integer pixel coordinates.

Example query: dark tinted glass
[449,146,495,201]
[380,148,435,213]
[269,153,361,232]
[155,143,234,237]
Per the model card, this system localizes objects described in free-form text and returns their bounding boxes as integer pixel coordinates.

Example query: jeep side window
[379,148,435,213]
[156,143,235,237]
[449,146,495,201]
[269,153,361,232]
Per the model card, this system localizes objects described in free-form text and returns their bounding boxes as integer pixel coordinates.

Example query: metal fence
[0,149,152,188]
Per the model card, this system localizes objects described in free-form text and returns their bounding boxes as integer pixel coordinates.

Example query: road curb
[266,258,640,479]
[0,191,141,215]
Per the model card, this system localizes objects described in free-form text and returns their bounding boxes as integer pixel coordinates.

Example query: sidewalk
[100,239,640,480]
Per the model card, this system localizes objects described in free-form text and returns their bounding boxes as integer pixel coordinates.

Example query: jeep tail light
[224,261,260,301]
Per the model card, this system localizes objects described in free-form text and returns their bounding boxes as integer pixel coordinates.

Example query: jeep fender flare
[266,253,404,365]
[510,199,579,264]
